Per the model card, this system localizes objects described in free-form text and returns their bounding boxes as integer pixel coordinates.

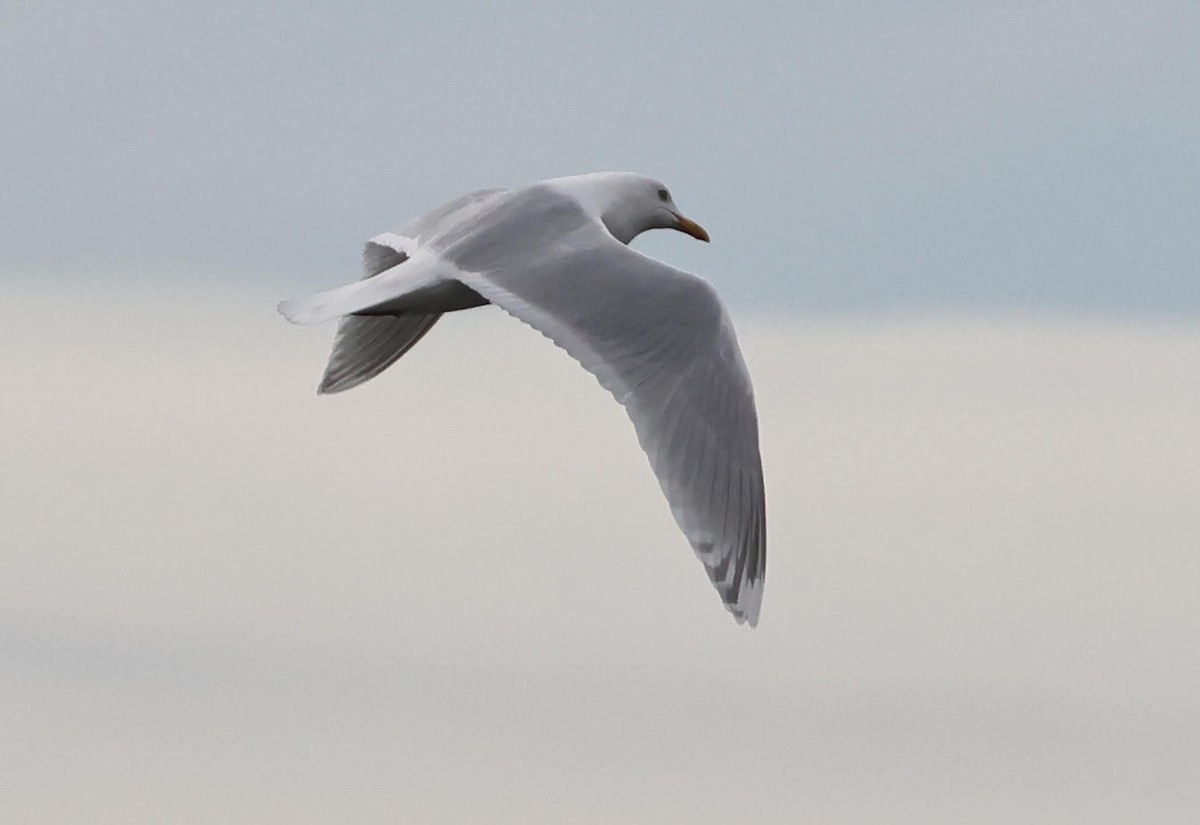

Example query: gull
[278,172,766,625]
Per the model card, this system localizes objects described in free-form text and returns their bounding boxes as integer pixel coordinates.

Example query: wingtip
[728,602,761,628]
[316,372,344,395]
[726,577,764,628]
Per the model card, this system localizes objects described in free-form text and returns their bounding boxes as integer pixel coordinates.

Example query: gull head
[549,172,710,245]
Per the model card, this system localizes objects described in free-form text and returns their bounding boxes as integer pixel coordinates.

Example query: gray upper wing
[451,227,766,625]
[397,187,509,249]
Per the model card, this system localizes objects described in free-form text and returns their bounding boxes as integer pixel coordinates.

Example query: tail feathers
[279,234,422,325]
[317,312,441,394]
[277,279,381,326]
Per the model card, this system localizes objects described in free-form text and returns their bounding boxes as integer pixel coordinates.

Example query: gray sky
[3,1,1198,313]
[4,4,1200,821]
[3,285,1198,821]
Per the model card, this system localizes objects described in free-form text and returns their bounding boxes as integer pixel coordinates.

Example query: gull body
[279,172,766,625]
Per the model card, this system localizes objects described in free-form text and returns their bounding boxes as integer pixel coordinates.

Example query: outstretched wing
[452,234,766,625]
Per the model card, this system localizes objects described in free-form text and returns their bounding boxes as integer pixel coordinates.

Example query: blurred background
[3,2,1198,822]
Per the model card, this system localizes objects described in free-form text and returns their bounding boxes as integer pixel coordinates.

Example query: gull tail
[277,278,394,326]
[280,233,441,393]
[317,312,441,394]
[277,235,422,325]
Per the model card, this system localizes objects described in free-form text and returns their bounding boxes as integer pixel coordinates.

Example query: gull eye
[657,188,670,202]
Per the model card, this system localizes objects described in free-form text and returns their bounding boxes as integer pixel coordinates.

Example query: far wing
[453,239,766,625]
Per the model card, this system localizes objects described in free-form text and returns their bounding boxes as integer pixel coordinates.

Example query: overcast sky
[4,4,1199,821]
[4,285,1199,822]
[3,1,1198,313]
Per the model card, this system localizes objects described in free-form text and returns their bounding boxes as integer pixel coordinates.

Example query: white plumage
[279,172,766,624]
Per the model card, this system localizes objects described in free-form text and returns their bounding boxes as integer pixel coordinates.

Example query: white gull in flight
[279,172,766,625]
